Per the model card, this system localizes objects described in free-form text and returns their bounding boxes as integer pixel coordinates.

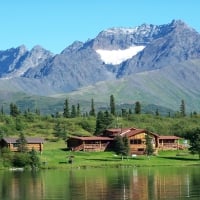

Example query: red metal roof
[2,137,44,144]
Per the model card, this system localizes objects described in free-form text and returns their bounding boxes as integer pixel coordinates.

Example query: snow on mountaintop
[101,24,158,37]
[103,27,137,35]
[96,46,145,65]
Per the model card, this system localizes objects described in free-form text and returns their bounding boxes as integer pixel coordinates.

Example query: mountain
[117,20,200,77]
[0,19,200,113]
[0,45,53,78]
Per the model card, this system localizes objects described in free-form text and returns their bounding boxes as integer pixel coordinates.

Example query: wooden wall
[4,143,43,152]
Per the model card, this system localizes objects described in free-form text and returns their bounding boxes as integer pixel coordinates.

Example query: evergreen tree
[55,112,61,118]
[110,94,116,116]
[123,136,130,156]
[180,99,186,117]
[134,101,141,114]
[63,98,70,118]
[89,98,95,117]
[1,105,4,115]
[103,110,114,128]
[186,128,200,159]
[10,103,20,117]
[114,135,125,155]
[121,108,127,117]
[15,117,24,131]
[145,134,154,156]
[71,105,76,118]
[17,132,28,153]
[95,111,104,135]
[54,121,67,139]
[29,148,40,169]
[114,135,130,159]
[35,108,40,115]
[77,103,80,117]
[155,109,159,116]
[95,110,113,135]
[54,121,63,137]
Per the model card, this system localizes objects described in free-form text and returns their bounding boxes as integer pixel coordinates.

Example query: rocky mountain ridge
[0,19,200,112]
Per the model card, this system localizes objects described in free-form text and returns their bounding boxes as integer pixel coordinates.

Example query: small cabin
[0,137,44,152]
[66,136,113,152]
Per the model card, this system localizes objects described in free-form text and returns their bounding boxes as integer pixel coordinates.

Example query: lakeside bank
[1,140,200,170]
[38,140,200,169]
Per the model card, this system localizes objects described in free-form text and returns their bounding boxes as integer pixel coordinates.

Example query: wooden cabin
[103,128,159,155]
[66,128,185,154]
[0,137,44,152]
[158,135,182,150]
[66,136,113,152]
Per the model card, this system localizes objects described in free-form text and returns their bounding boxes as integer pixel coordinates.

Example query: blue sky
[1,0,200,53]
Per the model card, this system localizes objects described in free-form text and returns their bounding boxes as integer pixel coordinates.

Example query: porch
[66,136,113,152]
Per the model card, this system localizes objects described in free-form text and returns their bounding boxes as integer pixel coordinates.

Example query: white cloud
[96,46,145,65]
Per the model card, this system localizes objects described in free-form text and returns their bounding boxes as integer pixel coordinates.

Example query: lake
[0,166,200,200]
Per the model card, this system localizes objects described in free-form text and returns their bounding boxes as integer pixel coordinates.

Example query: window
[130,139,142,144]
[13,143,19,148]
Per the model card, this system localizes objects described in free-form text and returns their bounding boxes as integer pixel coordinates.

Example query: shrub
[12,153,30,167]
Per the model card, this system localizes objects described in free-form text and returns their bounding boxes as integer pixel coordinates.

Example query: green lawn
[39,140,200,169]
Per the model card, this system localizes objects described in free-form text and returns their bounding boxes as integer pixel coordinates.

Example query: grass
[38,140,200,169]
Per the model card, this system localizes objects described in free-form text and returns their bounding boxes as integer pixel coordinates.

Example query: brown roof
[105,127,159,138]
[68,136,114,141]
[2,137,44,144]
[159,136,181,140]
[105,128,130,134]
[122,128,146,137]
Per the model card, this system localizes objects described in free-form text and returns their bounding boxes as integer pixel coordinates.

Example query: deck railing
[72,143,109,152]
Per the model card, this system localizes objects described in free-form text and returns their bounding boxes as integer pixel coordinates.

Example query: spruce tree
[1,105,4,115]
[95,110,114,135]
[134,101,141,114]
[54,121,64,138]
[10,103,20,117]
[63,98,70,118]
[187,128,200,159]
[95,111,104,135]
[123,136,130,156]
[180,99,186,117]
[17,132,28,153]
[110,94,116,116]
[71,105,76,118]
[145,134,154,156]
[77,103,80,117]
[89,98,95,117]
[155,109,159,116]
[103,110,114,128]
[114,135,130,159]
[29,148,40,169]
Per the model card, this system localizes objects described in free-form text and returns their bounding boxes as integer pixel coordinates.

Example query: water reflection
[0,166,200,200]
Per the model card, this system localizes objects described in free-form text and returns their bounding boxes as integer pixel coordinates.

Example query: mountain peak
[168,19,196,32]
[17,45,27,55]
[61,41,84,54]
[31,45,45,51]
[170,19,186,26]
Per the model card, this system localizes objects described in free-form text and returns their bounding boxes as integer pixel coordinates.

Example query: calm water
[0,166,200,200]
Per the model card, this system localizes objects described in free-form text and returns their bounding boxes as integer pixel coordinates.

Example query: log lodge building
[67,127,184,155]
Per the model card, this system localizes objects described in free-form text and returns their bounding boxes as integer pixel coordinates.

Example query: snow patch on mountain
[96,46,145,65]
